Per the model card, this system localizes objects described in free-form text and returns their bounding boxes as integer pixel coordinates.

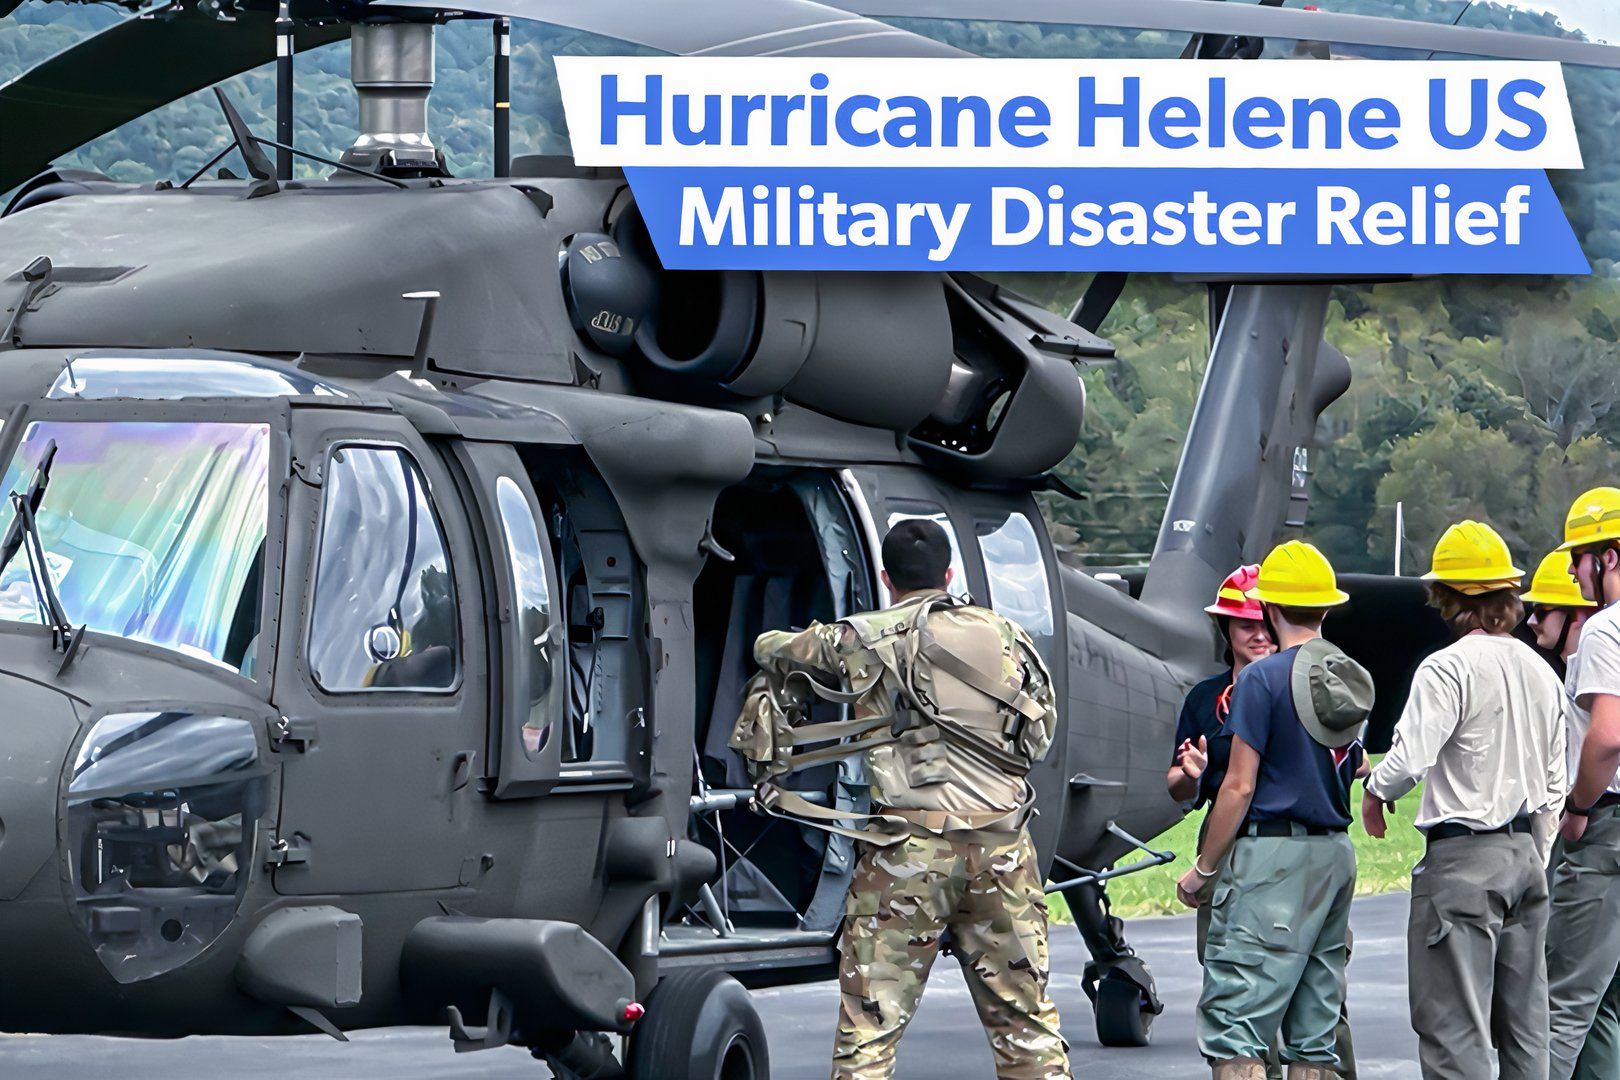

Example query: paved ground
[0,893,1419,1079]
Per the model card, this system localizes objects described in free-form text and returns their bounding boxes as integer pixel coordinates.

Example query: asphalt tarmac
[0,892,1419,1079]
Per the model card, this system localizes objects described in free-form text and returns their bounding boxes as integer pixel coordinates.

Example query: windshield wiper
[0,440,85,667]
[0,438,55,579]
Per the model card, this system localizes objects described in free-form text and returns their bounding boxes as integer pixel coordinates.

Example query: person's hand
[1361,789,1390,839]
[1176,864,1215,909]
[1355,756,1371,780]
[1563,810,1589,843]
[1176,737,1208,782]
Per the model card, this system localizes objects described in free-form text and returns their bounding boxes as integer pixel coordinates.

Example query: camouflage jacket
[732,590,1058,827]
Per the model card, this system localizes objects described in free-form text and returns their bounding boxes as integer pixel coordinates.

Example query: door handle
[451,751,476,793]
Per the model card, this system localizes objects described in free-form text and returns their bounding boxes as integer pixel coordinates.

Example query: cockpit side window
[307,445,460,693]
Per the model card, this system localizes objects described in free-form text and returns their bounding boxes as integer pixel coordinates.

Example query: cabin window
[308,445,460,692]
[494,475,558,757]
[978,511,1056,639]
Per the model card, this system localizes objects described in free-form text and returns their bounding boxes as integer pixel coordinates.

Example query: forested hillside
[7,1,1620,574]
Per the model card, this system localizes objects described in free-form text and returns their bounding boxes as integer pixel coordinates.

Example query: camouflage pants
[832,828,1071,1080]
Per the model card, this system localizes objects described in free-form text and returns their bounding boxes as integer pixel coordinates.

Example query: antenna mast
[275,0,294,181]
[494,18,511,178]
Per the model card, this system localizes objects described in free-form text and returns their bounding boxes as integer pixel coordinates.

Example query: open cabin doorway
[674,470,876,960]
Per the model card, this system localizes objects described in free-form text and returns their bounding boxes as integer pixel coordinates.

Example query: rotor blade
[848,0,1620,69]
[0,7,346,193]
[376,0,967,56]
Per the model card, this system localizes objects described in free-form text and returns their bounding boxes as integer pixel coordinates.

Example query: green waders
[1548,808,1620,1080]
[1198,826,1356,1070]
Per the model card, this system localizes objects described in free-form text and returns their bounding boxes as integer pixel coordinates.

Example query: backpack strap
[779,721,940,773]
[919,639,1047,724]
[753,782,1035,846]
[753,786,912,845]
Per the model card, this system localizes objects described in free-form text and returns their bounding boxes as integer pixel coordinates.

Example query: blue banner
[625,167,1587,274]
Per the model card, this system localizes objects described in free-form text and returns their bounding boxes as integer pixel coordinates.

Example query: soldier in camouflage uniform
[734,519,1070,1080]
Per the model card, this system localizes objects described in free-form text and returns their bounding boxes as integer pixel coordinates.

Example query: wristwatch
[1567,797,1599,818]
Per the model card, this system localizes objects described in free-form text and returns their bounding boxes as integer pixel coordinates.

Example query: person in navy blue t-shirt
[1175,541,1373,1080]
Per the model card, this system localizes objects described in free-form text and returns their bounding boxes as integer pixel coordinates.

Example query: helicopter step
[661,925,837,976]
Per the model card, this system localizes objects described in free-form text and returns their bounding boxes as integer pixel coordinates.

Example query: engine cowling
[561,204,1107,479]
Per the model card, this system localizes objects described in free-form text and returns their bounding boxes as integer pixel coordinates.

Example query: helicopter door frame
[269,408,487,895]
[450,441,566,799]
[841,466,991,604]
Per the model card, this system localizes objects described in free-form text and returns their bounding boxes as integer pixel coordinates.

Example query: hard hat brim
[1557,531,1620,553]
[1421,566,1526,583]
[1249,587,1350,608]
[1204,602,1264,619]
[1520,588,1598,607]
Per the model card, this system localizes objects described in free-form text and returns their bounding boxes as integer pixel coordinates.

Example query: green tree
[1374,412,1539,572]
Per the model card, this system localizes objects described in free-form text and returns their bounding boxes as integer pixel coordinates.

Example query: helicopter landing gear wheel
[627,969,770,1080]
[1093,972,1154,1047]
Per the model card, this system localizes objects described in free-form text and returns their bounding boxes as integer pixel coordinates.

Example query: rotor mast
[342,21,444,175]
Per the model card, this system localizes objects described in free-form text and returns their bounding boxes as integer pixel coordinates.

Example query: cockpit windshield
[0,420,270,674]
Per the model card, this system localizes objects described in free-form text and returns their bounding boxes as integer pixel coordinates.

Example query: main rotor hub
[342,22,442,174]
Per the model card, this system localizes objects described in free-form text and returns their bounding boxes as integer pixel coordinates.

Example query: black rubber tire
[627,969,770,1080]
[1094,974,1153,1048]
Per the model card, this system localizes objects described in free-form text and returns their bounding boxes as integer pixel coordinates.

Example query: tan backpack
[730,594,1055,844]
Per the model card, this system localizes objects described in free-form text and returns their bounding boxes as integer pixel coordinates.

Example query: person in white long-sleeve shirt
[1362,520,1564,1080]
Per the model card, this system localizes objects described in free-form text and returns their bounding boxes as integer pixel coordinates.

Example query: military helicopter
[0,1,1616,1077]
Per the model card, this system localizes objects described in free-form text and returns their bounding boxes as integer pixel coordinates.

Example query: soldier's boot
[1211,1059,1268,1080]
[1285,1065,1334,1080]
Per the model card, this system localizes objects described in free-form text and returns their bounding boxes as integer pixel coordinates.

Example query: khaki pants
[1198,830,1356,1068]
[1548,810,1620,1080]
[1406,831,1548,1080]
[832,828,1070,1080]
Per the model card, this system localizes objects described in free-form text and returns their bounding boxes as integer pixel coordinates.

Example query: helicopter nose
[0,671,79,900]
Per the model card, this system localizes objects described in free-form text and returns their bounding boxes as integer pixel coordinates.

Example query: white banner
[557,57,1582,170]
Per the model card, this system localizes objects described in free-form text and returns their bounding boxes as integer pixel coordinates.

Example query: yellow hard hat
[1250,540,1350,608]
[1423,520,1523,589]
[1558,487,1620,552]
[1522,550,1597,608]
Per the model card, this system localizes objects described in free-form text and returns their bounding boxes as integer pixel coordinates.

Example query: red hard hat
[1205,564,1264,620]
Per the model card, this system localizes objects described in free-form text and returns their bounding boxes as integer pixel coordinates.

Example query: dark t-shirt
[1172,671,1233,809]
[1223,644,1362,830]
